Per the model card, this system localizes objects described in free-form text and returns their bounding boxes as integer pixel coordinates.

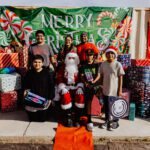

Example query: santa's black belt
[67,83,77,86]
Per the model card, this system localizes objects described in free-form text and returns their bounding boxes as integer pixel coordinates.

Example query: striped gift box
[0,91,18,112]
[131,59,150,66]
[0,53,19,68]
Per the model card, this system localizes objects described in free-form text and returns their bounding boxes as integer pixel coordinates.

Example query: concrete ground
[0,110,150,149]
[0,110,149,137]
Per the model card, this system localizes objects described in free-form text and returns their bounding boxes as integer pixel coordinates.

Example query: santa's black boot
[65,109,73,127]
[74,107,84,127]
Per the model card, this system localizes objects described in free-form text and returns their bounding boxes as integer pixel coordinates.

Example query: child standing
[24,55,55,121]
[100,46,125,130]
[79,49,101,131]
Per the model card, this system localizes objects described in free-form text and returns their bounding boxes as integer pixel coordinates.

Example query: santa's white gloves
[76,87,83,94]
[61,88,69,94]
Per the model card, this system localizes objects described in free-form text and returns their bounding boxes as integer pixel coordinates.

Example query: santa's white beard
[65,65,78,84]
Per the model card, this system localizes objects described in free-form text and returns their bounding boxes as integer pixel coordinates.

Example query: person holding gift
[79,49,101,131]
[100,46,125,130]
[24,54,55,121]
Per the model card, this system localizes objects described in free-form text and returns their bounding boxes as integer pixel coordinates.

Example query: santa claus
[57,52,84,127]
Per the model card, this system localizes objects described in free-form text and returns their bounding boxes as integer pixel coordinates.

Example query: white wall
[0,0,150,7]
[130,8,150,59]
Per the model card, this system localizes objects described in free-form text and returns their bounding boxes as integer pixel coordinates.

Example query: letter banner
[0,6,132,54]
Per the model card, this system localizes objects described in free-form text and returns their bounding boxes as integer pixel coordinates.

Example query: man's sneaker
[110,121,119,129]
[107,122,115,131]
[87,122,94,132]
[100,121,108,129]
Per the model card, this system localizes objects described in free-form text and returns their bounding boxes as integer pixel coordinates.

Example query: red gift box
[131,59,150,66]
[0,53,19,68]
[19,46,28,68]
[91,95,102,116]
[121,88,131,102]
[0,91,18,112]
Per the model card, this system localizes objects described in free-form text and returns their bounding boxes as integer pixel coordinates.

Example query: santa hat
[105,46,118,58]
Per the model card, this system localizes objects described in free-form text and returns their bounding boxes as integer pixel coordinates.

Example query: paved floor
[0,110,150,139]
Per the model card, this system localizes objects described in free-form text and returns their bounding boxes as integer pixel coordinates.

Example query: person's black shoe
[107,122,114,131]
[110,121,119,129]
[66,118,73,127]
[100,121,108,129]
[74,122,80,127]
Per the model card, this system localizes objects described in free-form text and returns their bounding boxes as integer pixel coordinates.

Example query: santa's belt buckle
[67,83,76,86]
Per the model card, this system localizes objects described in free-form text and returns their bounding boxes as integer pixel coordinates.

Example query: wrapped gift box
[19,46,28,68]
[127,66,150,85]
[117,54,131,69]
[108,96,129,119]
[91,95,102,116]
[0,53,19,68]
[136,100,150,118]
[0,73,21,92]
[131,59,150,66]
[122,88,131,102]
[0,91,18,112]
[130,81,145,101]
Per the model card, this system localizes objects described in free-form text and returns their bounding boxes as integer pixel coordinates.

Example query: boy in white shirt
[99,46,125,130]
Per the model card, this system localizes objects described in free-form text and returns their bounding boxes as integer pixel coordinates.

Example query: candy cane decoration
[97,11,114,26]
[0,31,9,46]
[0,10,21,34]
[18,20,33,40]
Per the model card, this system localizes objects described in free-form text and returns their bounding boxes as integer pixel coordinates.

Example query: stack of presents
[115,55,149,120]
[125,58,150,119]
[0,42,28,112]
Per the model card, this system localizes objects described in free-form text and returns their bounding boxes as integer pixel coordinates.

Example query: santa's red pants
[60,90,85,110]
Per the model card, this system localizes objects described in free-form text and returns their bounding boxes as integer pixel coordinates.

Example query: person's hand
[85,82,90,88]
[91,80,95,84]
[61,88,69,94]
[48,100,55,107]
[76,87,83,94]
[23,89,29,97]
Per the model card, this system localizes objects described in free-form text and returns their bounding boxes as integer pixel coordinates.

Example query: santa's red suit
[57,52,85,110]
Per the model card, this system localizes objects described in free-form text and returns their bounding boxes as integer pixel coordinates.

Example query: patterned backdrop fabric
[0,7,132,54]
